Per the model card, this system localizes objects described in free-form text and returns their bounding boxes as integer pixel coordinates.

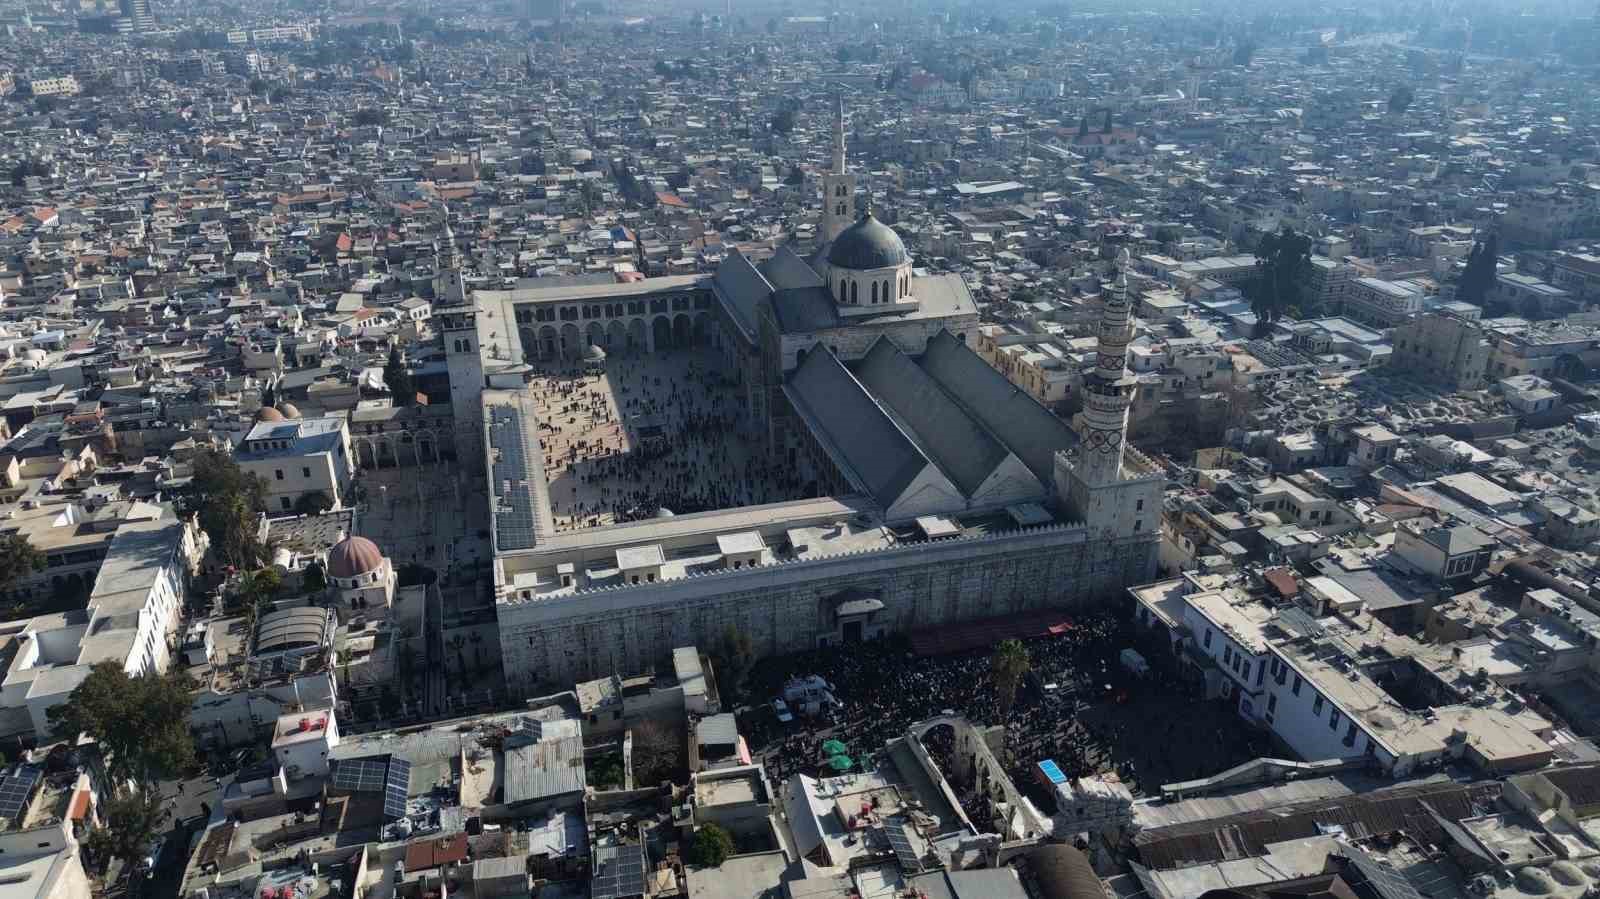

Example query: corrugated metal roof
[1133,779,1501,871]
[697,713,738,748]
[503,732,585,804]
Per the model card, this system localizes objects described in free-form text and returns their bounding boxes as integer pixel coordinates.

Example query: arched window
[839,278,847,300]
[851,281,858,304]
[871,282,878,304]
[883,280,890,302]
[836,202,845,215]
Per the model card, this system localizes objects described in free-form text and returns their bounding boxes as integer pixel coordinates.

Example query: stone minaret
[820,93,856,244]
[1075,249,1137,487]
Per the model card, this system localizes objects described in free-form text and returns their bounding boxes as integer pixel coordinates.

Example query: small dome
[276,402,302,419]
[827,212,909,270]
[655,508,675,518]
[257,407,286,422]
[1550,862,1586,887]
[328,536,385,579]
[584,344,607,362]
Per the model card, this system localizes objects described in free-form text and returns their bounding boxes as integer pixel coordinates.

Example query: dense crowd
[746,613,1263,801]
[530,351,823,529]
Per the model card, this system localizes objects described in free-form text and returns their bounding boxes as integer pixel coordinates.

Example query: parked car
[772,698,794,723]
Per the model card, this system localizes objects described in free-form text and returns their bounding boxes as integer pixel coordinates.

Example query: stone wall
[497,523,1155,689]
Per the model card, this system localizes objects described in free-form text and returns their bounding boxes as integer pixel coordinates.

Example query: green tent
[827,754,853,772]
[821,739,847,756]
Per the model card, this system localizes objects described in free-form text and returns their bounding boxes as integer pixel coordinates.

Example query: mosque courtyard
[526,346,831,532]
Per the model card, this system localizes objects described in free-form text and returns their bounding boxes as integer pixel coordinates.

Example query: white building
[270,707,339,781]
[0,516,205,738]
[1343,278,1423,327]
[235,415,355,514]
[26,77,79,97]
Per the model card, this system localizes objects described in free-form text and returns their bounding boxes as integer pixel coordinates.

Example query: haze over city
[0,2,1599,899]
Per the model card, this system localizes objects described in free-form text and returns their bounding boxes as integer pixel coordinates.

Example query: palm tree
[450,634,467,675]
[991,639,1031,717]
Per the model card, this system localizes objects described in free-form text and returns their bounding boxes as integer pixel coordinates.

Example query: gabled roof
[758,245,825,290]
[853,336,1010,498]
[710,249,771,340]
[771,286,839,332]
[917,330,1076,484]
[784,347,931,510]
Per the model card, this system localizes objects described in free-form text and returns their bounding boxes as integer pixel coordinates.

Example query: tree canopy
[187,449,267,568]
[687,823,734,868]
[991,639,1031,717]
[0,533,44,590]
[47,662,196,787]
[1388,84,1415,115]
[384,346,415,406]
[1247,226,1312,333]
[85,789,167,869]
[1457,233,1500,308]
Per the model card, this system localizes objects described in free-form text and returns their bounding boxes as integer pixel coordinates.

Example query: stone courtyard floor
[527,347,825,531]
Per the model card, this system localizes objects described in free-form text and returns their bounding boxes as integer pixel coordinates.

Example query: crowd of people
[529,350,826,530]
[746,613,1264,802]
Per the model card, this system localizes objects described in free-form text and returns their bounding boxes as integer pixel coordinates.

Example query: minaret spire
[832,92,846,175]
[819,91,857,243]
[1073,249,1137,487]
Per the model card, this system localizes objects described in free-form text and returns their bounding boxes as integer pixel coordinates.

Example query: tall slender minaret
[820,92,857,243]
[1075,249,1138,487]
[434,202,464,304]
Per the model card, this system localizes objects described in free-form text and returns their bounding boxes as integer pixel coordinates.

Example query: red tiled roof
[67,789,90,821]
[404,834,468,872]
[1263,567,1298,598]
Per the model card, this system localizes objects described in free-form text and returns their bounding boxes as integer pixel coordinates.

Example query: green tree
[1232,42,1255,66]
[714,627,753,696]
[384,346,415,405]
[687,823,734,867]
[294,492,334,516]
[990,638,1031,717]
[1247,226,1312,333]
[303,559,327,594]
[47,663,196,786]
[235,567,283,623]
[84,789,167,869]
[1458,232,1500,308]
[769,107,796,135]
[187,449,267,568]
[248,77,267,95]
[0,533,44,590]
[1388,84,1415,115]
[352,107,388,127]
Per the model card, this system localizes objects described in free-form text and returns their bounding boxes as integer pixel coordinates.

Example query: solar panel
[0,768,41,821]
[885,820,923,874]
[490,406,542,551]
[383,759,411,820]
[332,758,387,793]
[591,843,646,899]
